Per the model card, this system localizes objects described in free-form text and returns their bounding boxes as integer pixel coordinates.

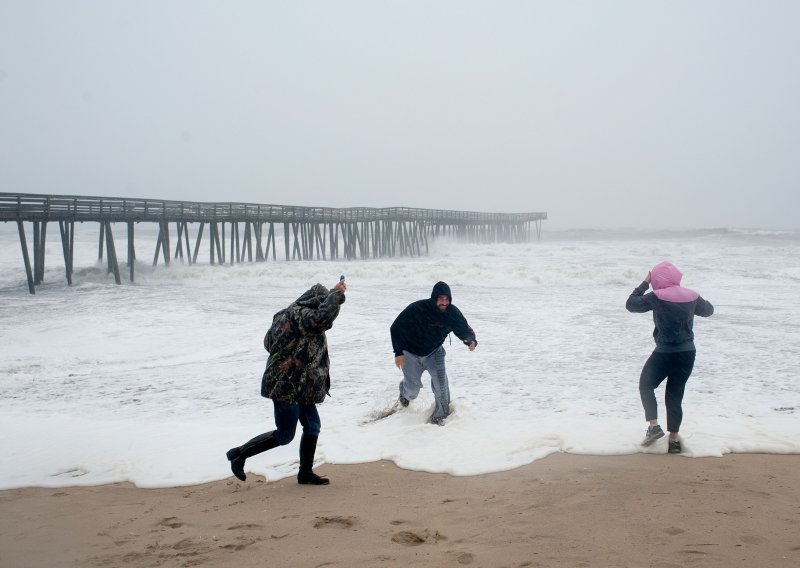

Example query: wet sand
[1,453,798,567]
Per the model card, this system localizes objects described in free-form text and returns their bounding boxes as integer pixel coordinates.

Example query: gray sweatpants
[399,346,450,421]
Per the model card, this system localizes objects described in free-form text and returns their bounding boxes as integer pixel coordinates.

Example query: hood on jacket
[293,284,329,309]
[430,281,452,304]
[650,261,699,302]
[650,261,682,291]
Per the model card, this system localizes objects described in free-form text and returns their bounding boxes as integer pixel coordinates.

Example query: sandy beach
[1,453,798,567]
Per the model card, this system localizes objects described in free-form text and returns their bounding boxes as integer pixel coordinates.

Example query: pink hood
[651,261,699,302]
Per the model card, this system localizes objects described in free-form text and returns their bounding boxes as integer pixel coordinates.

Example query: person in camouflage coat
[226,279,346,485]
[261,283,344,404]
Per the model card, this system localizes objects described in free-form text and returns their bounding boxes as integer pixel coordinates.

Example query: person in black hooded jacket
[390,281,477,425]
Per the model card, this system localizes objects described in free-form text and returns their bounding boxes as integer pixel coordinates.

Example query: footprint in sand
[172,538,197,551]
[227,523,264,530]
[158,517,184,529]
[219,536,263,551]
[313,516,358,529]
[391,530,447,546]
[392,532,426,545]
[665,527,685,536]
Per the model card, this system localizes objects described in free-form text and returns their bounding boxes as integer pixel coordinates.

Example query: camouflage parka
[260,284,345,404]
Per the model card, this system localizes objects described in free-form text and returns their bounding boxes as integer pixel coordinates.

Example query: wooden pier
[1,193,547,294]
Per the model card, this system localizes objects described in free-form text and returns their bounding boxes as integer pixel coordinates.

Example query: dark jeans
[639,350,696,433]
[272,400,321,445]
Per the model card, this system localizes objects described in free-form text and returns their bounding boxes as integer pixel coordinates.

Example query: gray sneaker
[668,440,682,454]
[641,425,665,447]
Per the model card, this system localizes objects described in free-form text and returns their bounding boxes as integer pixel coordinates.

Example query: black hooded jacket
[390,281,477,357]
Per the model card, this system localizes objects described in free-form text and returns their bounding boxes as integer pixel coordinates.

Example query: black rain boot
[297,434,329,485]
[226,431,279,481]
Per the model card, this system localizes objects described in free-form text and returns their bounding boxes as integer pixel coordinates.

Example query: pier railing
[1,193,544,224]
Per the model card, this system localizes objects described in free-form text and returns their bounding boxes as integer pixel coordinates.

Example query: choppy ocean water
[1,223,798,489]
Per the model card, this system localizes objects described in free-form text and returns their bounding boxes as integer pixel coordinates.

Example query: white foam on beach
[1,224,799,489]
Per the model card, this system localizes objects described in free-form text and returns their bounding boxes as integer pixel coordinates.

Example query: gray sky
[1,1,798,229]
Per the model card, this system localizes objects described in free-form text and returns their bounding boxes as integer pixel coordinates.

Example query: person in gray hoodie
[390,281,477,426]
[626,261,714,454]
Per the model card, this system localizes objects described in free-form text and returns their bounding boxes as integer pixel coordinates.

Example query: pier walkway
[0,193,546,294]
